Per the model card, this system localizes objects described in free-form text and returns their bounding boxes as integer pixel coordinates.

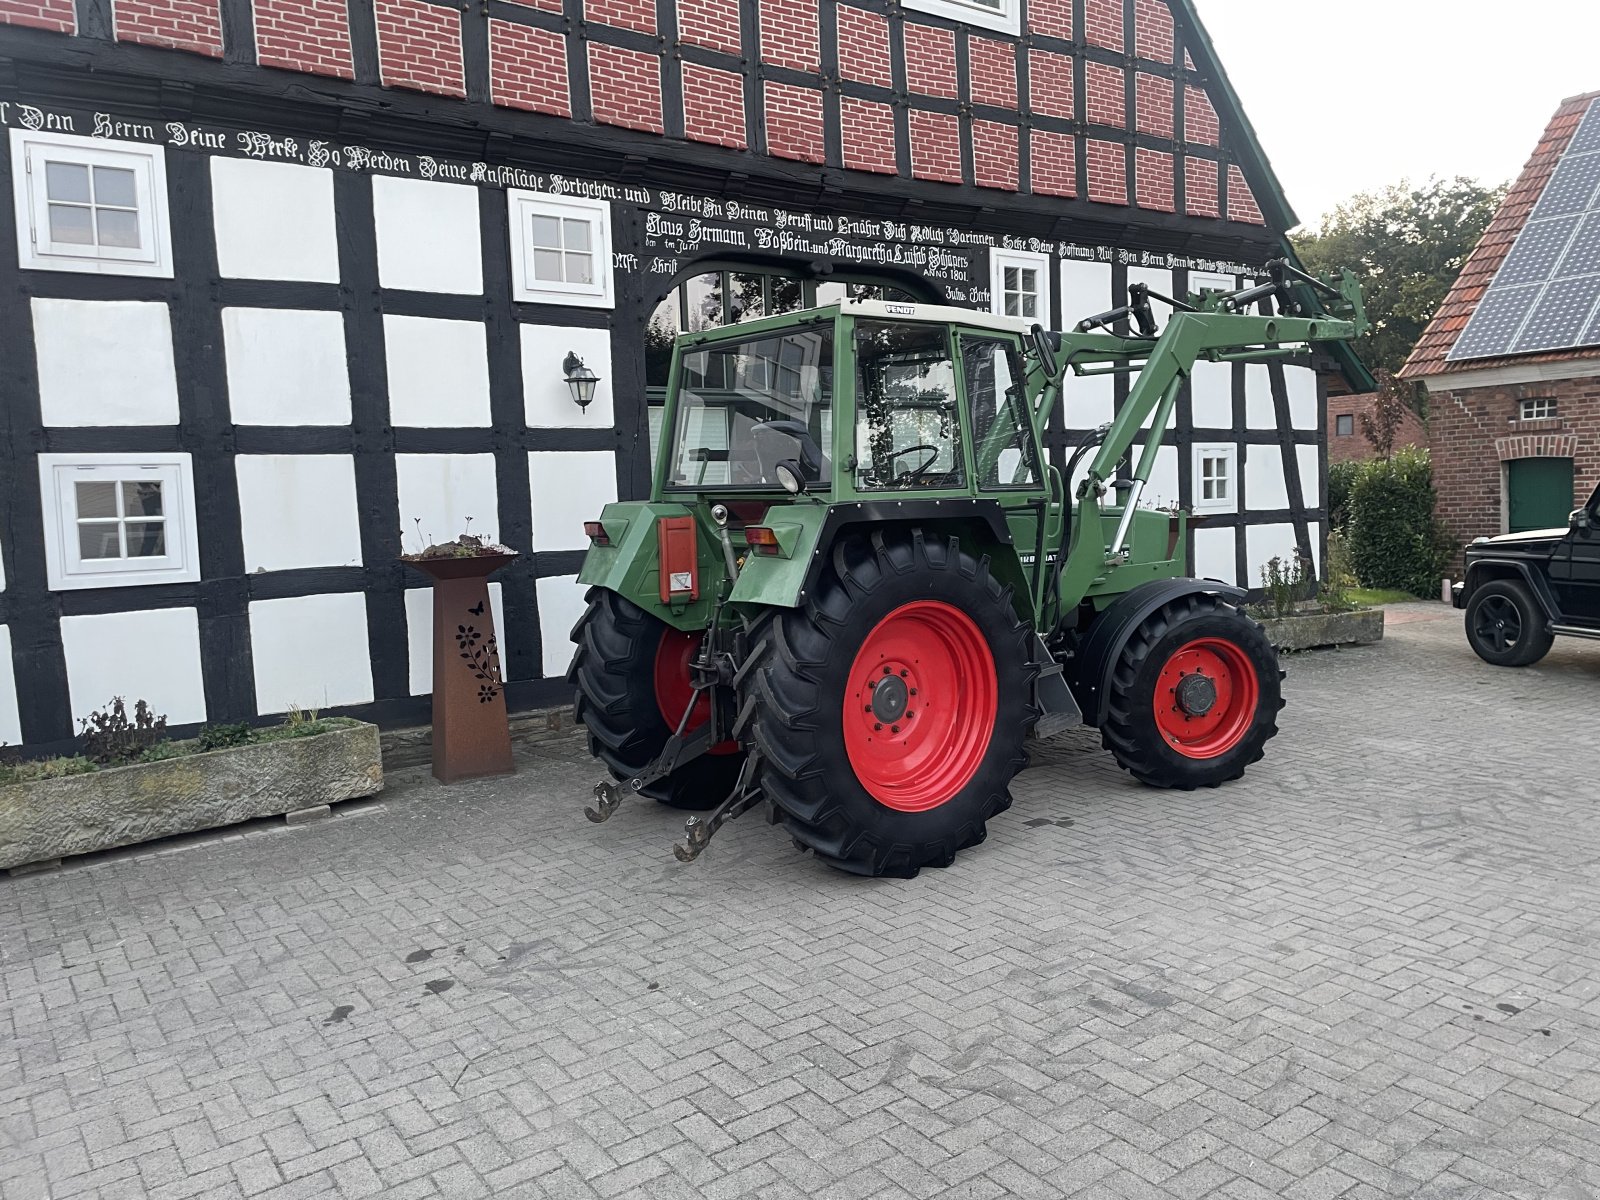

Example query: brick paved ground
[4,604,1600,1200]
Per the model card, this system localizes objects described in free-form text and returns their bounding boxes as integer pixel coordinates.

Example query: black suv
[1453,481,1600,666]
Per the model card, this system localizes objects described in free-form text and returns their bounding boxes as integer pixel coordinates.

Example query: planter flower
[402,532,518,783]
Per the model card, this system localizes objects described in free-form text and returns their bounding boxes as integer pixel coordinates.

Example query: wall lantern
[563,352,601,411]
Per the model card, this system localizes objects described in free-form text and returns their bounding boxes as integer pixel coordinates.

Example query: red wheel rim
[1153,637,1260,759]
[842,601,997,812]
[653,630,738,755]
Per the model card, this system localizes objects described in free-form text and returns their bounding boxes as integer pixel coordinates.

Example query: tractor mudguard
[577,500,718,631]
[1461,558,1561,623]
[728,497,1019,610]
[1070,577,1248,726]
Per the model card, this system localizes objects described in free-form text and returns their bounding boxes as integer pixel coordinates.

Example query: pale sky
[1191,1,1599,232]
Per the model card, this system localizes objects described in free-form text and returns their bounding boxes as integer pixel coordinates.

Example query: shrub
[1346,446,1451,597]
[1259,554,1310,618]
[1319,529,1357,613]
[1327,459,1362,531]
[198,722,255,751]
[80,698,168,766]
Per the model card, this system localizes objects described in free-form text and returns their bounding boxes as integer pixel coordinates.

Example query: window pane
[562,219,591,252]
[45,161,90,202]
[771,276,803,314]
[530,215,562,249]
[76,480,119,519]
[1004,266,1020,291]
[532,248,564,281]
[1019,268,1037,292]
[1020,294,1037,318]
[49,203,95,245]
[123,480,164,517]
[730,275,765,323]
[645,291,682,391]
[962,336,1039,488]
[1003,294,1021,317]
[565,252,594,285]
[92,166,139,208]
[124,522,167,558]
[96,208,141,249]
[684,272,723,331]
[78,522,124,560]
[855,321,963,490]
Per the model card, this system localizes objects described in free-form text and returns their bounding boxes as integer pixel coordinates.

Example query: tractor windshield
[665,324,834,491]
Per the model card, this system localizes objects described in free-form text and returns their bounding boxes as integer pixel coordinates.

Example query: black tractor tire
[1099,593,1283,789]
[1464,578,1553,667]
[569,587,743,810]
[740,527,1037,878]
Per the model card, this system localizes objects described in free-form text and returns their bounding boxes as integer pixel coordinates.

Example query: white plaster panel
[530,451,617,552]
[1245,444,1288,512]
[1297,445,1321,510]
[1307,521,1323,577]
[1142,445,1179,512]
[372,176,483,295]
[404,583,506,696]
[60,608,207,727]
[395,454,501,551]
[384,316,491,428]
[249,593,374,713]
[521,325,615,428]
[1189,271,1235,299]
[1192,526,1236,587]
[223,308,351,426]
[1065,370,1114,428]
[1246,522,1301,589]
[32,298,179,427]
[236,455,363,572]
[1060,260,1113,324]
[1244,363,1276,429]
[210,158,339,283]
[1190,360,1233,429]
[1286,365,1319,430]
[0,626,20,746]
[536,574,588,678]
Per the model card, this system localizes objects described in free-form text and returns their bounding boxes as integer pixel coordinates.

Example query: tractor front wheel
[1099,594,1282,789]
[569,587,742,810]
[743,528,1036,878]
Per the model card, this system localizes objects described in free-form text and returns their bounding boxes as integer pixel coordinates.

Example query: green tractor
[571,259,1367,876]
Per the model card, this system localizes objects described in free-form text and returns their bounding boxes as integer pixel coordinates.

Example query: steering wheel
[881,444,940,486]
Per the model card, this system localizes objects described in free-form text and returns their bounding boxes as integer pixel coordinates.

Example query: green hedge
[1327,459,1363,531]
[1344,446,1450,597]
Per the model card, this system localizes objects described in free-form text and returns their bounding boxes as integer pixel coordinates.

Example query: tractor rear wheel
[742,528,1037,878]
[569,587,742,810]
[1099,594,1282,789]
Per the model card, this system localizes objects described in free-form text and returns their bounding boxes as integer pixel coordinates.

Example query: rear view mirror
[1573,508,1591,531]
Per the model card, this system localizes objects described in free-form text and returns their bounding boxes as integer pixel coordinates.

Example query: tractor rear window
[666,325,834,490]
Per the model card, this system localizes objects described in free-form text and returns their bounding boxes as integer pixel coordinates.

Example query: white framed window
[1519,397,1557,421]
[10,129,173,278]
[990,249,1050,323]
[509,190,614,308]
[903,0,1018,35]
[1192,443,1237,514]
[39,453,201,590]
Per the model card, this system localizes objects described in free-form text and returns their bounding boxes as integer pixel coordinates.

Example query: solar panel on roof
[1449,96,1600,361]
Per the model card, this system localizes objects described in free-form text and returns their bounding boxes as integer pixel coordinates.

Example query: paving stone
[3,607,1600,1199]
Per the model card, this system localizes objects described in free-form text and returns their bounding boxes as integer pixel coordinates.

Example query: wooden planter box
[0,720,382,872]
[1257,608,1385,652]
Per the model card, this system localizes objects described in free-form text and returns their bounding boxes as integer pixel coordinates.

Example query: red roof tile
[1401,90,1600,379]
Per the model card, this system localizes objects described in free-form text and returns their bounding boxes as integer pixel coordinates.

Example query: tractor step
[1029,637,1082,739]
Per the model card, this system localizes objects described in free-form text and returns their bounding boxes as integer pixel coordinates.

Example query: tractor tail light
[584,520,610,546]
[657,516,700,602]
[746,527,781,556]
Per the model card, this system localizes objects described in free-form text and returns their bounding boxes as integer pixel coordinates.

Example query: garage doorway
[1506,457,1574,533]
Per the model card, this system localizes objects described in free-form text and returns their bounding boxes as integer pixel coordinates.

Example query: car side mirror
[1573,508,1592,531]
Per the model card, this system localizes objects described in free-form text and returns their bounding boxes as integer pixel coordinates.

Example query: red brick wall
[589,43,663,133]
[1185,85,1220,146]
[1087,139,1127,205]
[114,0,222,57]
[836,6,890,88]
[1135,147,1173,213]
[490,21,570,117]
[840,97,896,175]
[1226,164,1264,225]
[968,38,1016,109]
[1083,0,1124,51]
[1030,130,1076,198]
[764,82,824,163]
[677,0,739,54]
[1328,392,1429,463]
[972,121,1017,191]
[1133,0,1172,62]
[1085,61,1126,128]
[682,62,745,149]
[1185,157,1219,218]
[1030,0,1072,39]
[1135,72,1173,139]
[254,0,353,78]
[759,0,818,72]
[586,0,655,35]
[903,24,956,99]
[1429,374,1600,565]
[1028,50,1074,120]
[909,110,961,184]
[375,0,464,97]
[0,0,74,34]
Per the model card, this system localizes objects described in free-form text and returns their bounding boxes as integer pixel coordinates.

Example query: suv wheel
[1465,579,1554,667]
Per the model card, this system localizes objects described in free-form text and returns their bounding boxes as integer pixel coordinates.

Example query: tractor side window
[961,336,1039,489]
[854,321,965,490]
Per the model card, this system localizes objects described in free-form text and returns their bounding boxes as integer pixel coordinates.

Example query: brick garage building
[1325,392,1429,463]
[1404,91,1600,564]
[0,0,1359,754]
